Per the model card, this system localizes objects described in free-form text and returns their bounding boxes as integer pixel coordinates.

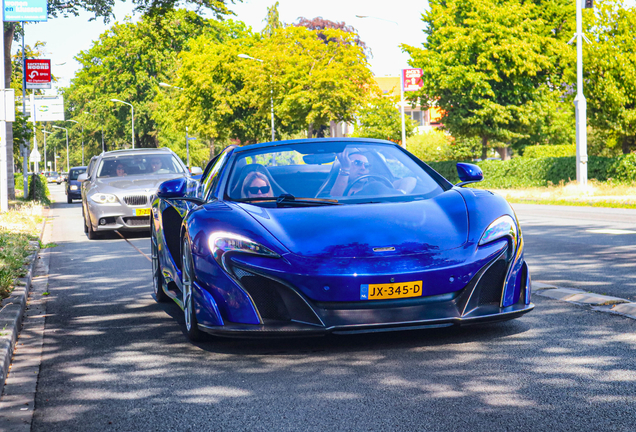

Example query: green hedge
[426,154,636,188]
[27,174,51,204]
[524,144,576,158]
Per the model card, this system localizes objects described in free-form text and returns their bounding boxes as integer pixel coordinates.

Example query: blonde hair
[242,171,271,198]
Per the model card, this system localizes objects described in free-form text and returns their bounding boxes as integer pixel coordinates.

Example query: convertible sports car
[151,138,533,341]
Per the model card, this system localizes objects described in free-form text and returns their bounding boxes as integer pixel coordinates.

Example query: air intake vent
[476,259,507,306]
[124,195,148,206]
[123,216,150,226]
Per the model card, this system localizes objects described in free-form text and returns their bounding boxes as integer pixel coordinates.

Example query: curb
[0,219,45,394]
[534,281,636,320]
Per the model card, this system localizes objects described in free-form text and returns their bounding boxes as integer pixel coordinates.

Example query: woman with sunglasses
[242,172,274,199]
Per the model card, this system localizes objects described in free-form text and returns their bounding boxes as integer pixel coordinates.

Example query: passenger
[116,163,127,177]
[330,149,416,196]
[149,157,163,173]
[242,172,274,199]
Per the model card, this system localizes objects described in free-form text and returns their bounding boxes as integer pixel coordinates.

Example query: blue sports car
[151,138,533,341]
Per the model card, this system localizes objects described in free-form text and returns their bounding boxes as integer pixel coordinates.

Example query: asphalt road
[27,185,636,431]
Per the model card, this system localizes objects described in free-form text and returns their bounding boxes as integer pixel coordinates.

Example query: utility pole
[21,22,28,197]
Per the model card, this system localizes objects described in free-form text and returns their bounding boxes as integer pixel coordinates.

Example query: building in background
[374,76,443,134]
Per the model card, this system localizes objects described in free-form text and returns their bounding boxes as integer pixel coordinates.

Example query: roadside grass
[488,180,636,209]
[0,202,44,300]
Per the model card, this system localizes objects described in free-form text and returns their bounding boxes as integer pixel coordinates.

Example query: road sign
[18,95,65,121]
[402,68,423,92]
[26,59,51,90]
[29,148,41,163]
[4,0,48,21]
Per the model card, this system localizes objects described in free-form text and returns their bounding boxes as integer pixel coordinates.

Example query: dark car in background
[66,166,87,203]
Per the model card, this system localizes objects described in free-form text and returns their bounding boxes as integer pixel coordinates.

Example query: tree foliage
[581,0,636,154]
[174,25,374,144]
[403,0,574,158]
[351,96,416,143]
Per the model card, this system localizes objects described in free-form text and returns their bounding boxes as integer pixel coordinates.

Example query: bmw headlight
[90,193,119,204]
[479,215,518,247]
[209,232,280,269]
[70,185,78,191]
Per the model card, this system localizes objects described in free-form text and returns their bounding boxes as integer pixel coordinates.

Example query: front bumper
[193,243,534,338]
[87,200,151,232]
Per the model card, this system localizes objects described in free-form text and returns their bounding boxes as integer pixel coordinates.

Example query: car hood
[95,174,184,192]
[238,190,469,258]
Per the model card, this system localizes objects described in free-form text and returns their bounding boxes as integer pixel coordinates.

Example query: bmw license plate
[360,281,423,300]
[134,208,151,216]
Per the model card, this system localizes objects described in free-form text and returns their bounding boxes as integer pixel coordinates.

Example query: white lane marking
[115,230,152,262]
[586,229,636,235]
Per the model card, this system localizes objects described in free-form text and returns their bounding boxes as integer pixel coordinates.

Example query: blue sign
[4,0,48,22]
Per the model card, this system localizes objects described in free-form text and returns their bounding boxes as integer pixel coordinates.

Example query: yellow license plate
[134,208,151,216]
[360,281,423,300]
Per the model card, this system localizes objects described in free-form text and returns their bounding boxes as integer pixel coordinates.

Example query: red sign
[402,68,423,92]
[26,59,51,89]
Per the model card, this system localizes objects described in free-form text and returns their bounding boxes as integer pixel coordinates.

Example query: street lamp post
[52,126,69,172]
[237,54,275,141]
[111,99,135,149]
[571,0,588,186]
[159,82,197,166]
[42,129,53,172]
[84,111,105,153]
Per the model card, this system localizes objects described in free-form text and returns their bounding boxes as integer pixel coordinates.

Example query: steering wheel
[344,175,394,196]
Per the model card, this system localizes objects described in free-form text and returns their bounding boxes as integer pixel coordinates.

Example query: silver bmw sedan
[79,148,197,239]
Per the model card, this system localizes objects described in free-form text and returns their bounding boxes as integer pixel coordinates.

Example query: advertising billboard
[402,68,423,92]
[4,0,48,21]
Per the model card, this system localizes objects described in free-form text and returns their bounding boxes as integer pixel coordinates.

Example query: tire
[83,208,88,233]
[67,195,72,204]
[87,216,100,240]
[182,237,203,341]
[152,231,170,303]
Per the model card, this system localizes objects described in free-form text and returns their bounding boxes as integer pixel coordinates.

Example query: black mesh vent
[476,259,507,306]
[234,268,291,321]
[124,195,148,206]
[123,216,151,226]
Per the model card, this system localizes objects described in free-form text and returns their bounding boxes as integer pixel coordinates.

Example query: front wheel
[182,237,203,341]
[67,195,72,204]
[87,215,100,240]
[152,231,169,303]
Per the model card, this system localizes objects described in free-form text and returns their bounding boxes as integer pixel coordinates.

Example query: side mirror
[77,173,88,183]
[456,163,484,187]
[157,177,187,199]
[190,167,203,175]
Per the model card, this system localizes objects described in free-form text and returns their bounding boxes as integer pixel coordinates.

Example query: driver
[330,149,416,197]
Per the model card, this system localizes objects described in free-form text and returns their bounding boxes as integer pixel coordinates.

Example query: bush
[406,130,453,162]
[27,174,51,204]
[524,144,576,158]
[425,155,636,187]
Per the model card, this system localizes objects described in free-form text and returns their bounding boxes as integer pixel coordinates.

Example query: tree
[262,1,282,37]
[581,0,636,154]
[63,9,241,159]
[175,25,375,144]
[351,96,417,143]
[403,0,574,159]
[294,16,370,58]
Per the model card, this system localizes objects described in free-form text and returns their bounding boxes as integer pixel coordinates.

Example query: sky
[17,0,430,94]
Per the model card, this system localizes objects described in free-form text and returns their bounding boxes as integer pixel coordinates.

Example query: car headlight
[90,193,119,204]
[208,232,280,270]
[479,215,518,247]
[70,185,78,191]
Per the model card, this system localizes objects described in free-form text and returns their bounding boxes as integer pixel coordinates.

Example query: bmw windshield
[226,142,447,205]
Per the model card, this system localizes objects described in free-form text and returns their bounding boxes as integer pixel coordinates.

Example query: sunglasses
[352,159,371,169]
[246,186,270,194]
[117,166,125,170]
[151,161,161,165]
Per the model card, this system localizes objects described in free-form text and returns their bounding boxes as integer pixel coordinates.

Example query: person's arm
[330,169,350,196]
[394,177,416,194]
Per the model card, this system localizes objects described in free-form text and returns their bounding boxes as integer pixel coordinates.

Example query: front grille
[476,259,507,306]
[124,195,148,206]
[123,216,150,226]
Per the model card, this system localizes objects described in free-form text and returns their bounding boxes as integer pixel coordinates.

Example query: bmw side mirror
[77,173,88,183]
[190,167,203,175]
[456,163,484,187]
[157,177,187,199]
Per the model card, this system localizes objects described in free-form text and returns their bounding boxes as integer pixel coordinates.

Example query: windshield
[69,169,86,180]
[96,154,185,178]
[225,142,445,205]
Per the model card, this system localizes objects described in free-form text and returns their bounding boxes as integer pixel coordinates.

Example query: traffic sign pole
[0,11,7,212]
